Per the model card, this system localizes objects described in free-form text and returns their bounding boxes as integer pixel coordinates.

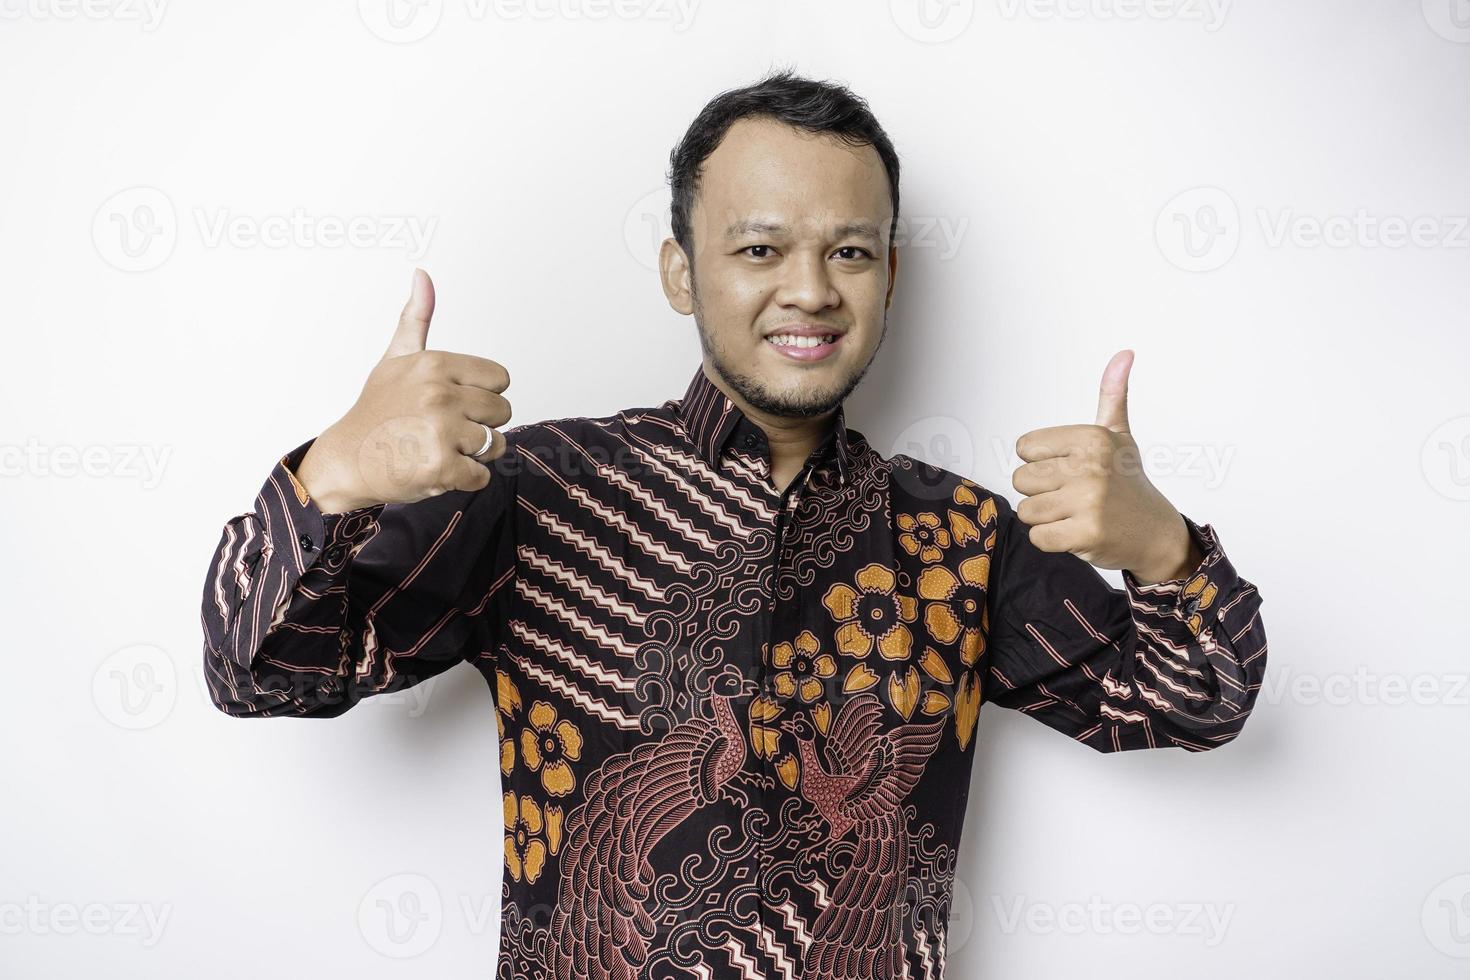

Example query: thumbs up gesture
[1012,350,1200,585]
[294,268,514,512]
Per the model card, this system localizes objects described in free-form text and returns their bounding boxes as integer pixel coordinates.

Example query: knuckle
[419,381,452,410]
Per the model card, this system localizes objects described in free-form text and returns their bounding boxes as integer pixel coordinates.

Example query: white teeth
[767,334,836,348]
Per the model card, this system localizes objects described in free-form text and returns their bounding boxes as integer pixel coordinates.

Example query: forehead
[691,115,892,240]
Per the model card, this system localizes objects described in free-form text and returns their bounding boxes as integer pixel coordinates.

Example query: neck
[702,362,837,493]
[795,736,822,777]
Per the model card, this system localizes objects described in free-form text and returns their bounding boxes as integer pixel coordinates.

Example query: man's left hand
[1011,349,1201,585]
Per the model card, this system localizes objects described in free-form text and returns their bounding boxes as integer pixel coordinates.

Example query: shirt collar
[676,363,852,487]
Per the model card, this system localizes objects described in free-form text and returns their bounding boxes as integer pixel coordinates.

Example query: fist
[1011,350,1184,573]
[295,268,513,512]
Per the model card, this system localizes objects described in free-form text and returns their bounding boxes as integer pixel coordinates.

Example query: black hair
[666,66,901,269]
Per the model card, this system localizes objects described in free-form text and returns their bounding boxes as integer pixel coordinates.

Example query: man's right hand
[294,268,513,513]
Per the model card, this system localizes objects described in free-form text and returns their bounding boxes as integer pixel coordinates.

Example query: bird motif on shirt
[779,692,946,980]
[548,672,757,980]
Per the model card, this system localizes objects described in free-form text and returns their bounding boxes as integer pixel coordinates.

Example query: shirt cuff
[1120,515,1240,638]
[271,438,384,568]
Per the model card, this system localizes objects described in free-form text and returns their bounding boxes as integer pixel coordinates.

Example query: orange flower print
[949,482,999,548]
[496,668,522,777]
[897,511,951,563]
[503,791,563,885]
[918,554,991,668]
[1181,572,1219,637]
[520,701,582,797]
[954,671,982,750]
[748,693,785,761]
[770,630,838,704]
[822,563,919,662]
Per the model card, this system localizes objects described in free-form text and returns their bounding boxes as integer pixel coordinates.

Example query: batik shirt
[201,363,1268,980]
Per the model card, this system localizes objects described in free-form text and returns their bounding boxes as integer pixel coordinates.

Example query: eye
[833,246,874,261]
[741,245,774,259]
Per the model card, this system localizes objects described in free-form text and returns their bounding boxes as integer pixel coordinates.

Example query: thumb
[384,267,435,358]
[1094,348,1133,433]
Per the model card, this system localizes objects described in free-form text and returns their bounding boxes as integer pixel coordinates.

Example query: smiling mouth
[765,332,840,349]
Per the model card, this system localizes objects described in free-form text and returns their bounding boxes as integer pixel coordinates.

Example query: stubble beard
[691,278,888,420]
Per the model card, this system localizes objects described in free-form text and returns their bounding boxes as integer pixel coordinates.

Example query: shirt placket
[740,426,817,964]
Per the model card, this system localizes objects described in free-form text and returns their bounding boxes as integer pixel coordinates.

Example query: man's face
[662,115,898,419]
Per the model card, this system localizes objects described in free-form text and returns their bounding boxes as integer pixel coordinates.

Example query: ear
[659,237,695,315]
[884,244,899,311]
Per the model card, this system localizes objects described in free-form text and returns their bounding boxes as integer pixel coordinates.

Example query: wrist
[295,431,377,514]
[1128,512,1199,586]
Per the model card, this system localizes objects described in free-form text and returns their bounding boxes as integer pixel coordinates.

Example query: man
[202,69,1266,979]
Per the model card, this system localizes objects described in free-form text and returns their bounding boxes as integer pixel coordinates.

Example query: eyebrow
[724,219,883,242]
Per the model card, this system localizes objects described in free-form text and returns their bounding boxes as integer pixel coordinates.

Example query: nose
[774,250,839,314]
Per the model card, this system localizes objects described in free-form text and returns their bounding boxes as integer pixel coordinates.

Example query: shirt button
[743,433,758,449]
[325,545,345,563]
[298,533,315,553]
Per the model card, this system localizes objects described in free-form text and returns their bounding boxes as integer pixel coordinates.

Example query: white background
[3,1,1469,976]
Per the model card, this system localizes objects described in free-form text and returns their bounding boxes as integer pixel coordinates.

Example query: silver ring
[471,423,495,459]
